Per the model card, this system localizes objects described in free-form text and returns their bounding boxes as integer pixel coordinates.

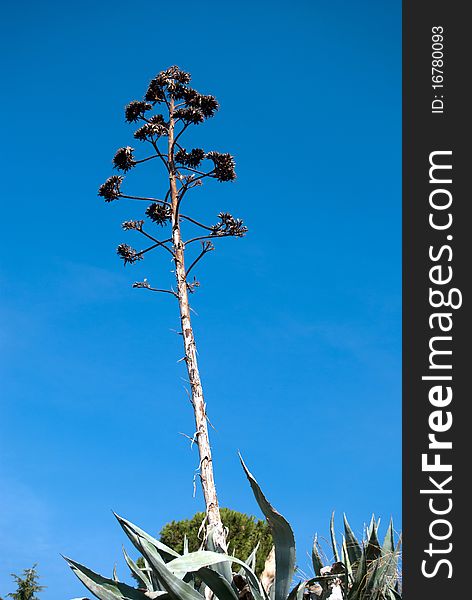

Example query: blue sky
[0,1,401,597]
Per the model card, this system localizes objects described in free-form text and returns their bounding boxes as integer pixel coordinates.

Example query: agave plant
[309,514,401,600]
[66,458,400,600]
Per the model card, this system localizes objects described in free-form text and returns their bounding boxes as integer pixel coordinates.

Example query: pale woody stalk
[167,96,226,551]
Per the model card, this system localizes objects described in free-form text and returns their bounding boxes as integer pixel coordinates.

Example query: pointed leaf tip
[343,514,362,565]
[66,556,150,600]
[240,457,295,600]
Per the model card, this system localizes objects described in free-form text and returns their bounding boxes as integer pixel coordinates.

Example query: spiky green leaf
[206,524,233,584]
[242,542,260,574]
[140,540,203,600]
[363,560,380,598]
[286,582,305,600]
[349,545,367,600]
[341,537,352,579]
[311,536,324,577]
[166,548,263,596]
[240,456,295,600]
[343,515,362,565]
[197,567,239,600]
[65,557,150,600]
[329,513,340,563]
[365,520,381,563]
[382,520,395,556]
[114,514,180,562]
[166,550,233,574]
[122,548,152,592]
[378,536,402,592]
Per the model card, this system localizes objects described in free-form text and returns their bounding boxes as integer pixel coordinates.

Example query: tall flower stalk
[98,66,246,551]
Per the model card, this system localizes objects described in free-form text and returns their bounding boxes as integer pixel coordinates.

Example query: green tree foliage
[3,565,44,600]
[159,508,272,575]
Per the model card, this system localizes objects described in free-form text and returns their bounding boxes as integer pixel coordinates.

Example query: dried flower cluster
[173,107,205,125]
[122,220,144,231]
[175,148,206,168]
[207,152,237,182]
[144,79,166,103]
[184,92,219,119]
[134,115,169,141]
[113,146,136,172]
[212,212,248,237]
[125,100,152,123]
[145,66,191,104]
[98,66,245,277]
[143,66,219,124]
[98,175,123,201]
[145,203,172,226]
[174,148,236,181]
[116,243,142,265]
[132,279,151,289]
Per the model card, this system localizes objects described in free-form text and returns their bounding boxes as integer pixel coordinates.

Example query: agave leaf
[365,520,381,563]
[197,567,239,600]
[382,519,395,556]
[166,550,233,574]
[145,558,163,593]
[368,558,399,600]
[122,548,152,592]
[343,515,362,565]
[239,571,268,600]
[134,534,184,585]
[286,581,305,600]
[363,560,380,597]
[113,565,119,583]
[311,536,324,577]
[370,554,394,598]
[386,538,402,584]
[138,536,191,583]
[366,515,375,540]
[240,456,296,600]
[330,513,340,563]
[140,540,204,600]
[241,542,260,574]
[240,572,268,600]
[65,557,150,600]
[372,536,402,597]
[340,536,353,594]
[341,536,352,575]
[341,537,352,579]
[169,549,266,600]
[348,545,367,600]
[375,537,401,594]
[206,524,233,584]
[114,514,180,562]
[236,562,268,600]
[183,535,189,556]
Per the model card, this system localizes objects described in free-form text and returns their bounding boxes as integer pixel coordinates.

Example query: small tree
[98,66,246,550]
[4,565,44,600]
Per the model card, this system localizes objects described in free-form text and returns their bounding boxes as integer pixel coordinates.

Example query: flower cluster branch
[97,65,246,296]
